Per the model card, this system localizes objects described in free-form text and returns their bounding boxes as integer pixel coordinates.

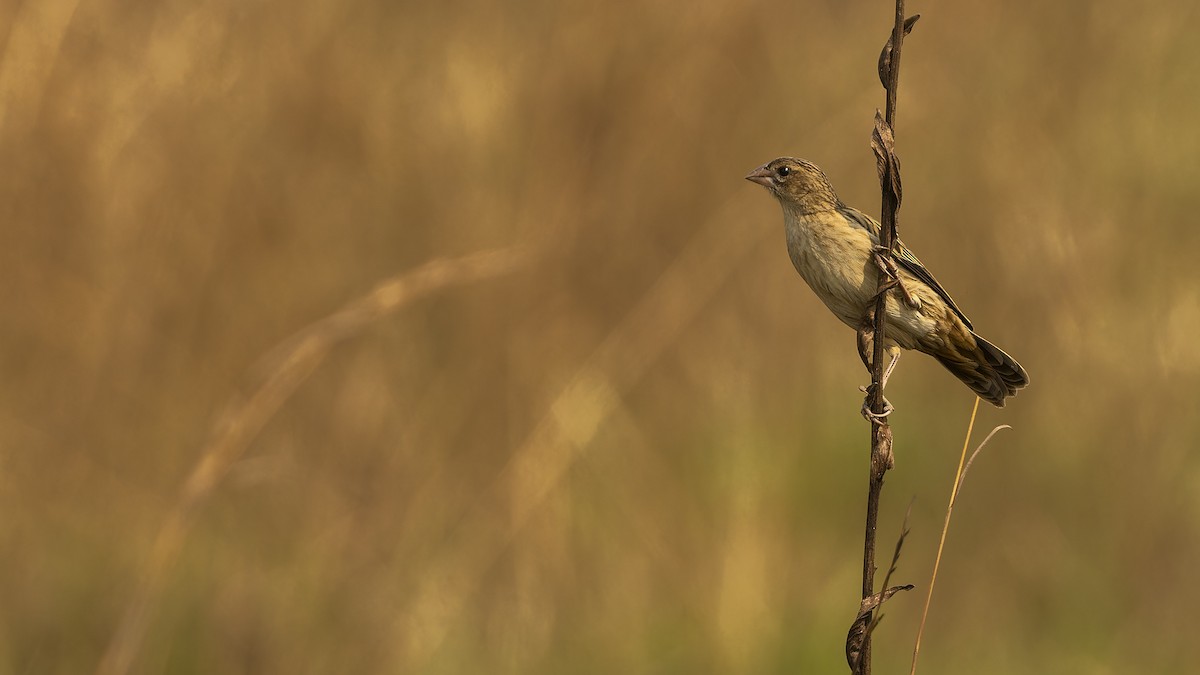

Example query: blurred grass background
[2,0,1199,673]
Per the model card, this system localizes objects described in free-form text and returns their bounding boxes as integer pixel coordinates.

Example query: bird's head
[745,157,840,213]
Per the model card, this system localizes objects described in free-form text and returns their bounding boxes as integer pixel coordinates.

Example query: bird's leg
[857,322,900,423]
[872,245,921,309]
[860,350,900,423]
[881,347,900,386]
[856,320,874,372]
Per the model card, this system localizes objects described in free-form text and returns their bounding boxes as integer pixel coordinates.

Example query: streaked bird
[746,157,1028,407]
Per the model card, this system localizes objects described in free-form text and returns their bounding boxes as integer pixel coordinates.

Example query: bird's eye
[776,166,791,177]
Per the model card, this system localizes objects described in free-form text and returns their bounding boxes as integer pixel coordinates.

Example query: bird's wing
[837,204,973,330]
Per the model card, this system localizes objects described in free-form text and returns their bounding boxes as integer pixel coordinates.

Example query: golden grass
[1,1,1199,673]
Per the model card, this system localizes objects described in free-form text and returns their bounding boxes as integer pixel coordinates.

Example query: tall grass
[1,0,1198,673]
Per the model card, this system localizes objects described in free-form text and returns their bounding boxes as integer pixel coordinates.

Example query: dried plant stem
[910,399,1011,674]
[853,1,909,673]
[95,247,531,675]
[909,396,978,674]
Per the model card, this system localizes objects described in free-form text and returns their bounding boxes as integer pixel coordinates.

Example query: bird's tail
[933,333,1029,407]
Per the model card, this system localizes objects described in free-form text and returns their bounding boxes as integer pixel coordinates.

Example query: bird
[745,157,1028,407]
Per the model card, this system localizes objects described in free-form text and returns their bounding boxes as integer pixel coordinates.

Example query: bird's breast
[783,209,879,328]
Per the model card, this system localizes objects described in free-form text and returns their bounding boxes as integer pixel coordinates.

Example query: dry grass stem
[848,503,916,669]
[95,246,532,675]
[954,424,1013,500]
[910,398,1012,675]
[880,500,914,598]
[909,396,978,675]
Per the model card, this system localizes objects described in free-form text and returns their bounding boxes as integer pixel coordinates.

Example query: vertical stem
[883,1,906,130]
[911,397,980,674]
[858,1,907,673]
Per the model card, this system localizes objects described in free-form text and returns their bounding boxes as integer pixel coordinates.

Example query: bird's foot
[859,351,900,424]
[872,246,921,309]
[859,384,894,424]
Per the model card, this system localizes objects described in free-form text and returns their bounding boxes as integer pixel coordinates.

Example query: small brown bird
[746,157,1028,407]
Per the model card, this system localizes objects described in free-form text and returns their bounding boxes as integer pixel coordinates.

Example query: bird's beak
[745,165,774,188]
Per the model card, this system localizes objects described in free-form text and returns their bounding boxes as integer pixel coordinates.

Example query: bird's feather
[835,204,973,330]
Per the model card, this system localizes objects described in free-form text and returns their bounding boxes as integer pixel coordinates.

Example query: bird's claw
[871,245,898,277]
[859,351,900,424]
[872,246,921,309]
[859,384,895,424]
[873,249,916,307]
